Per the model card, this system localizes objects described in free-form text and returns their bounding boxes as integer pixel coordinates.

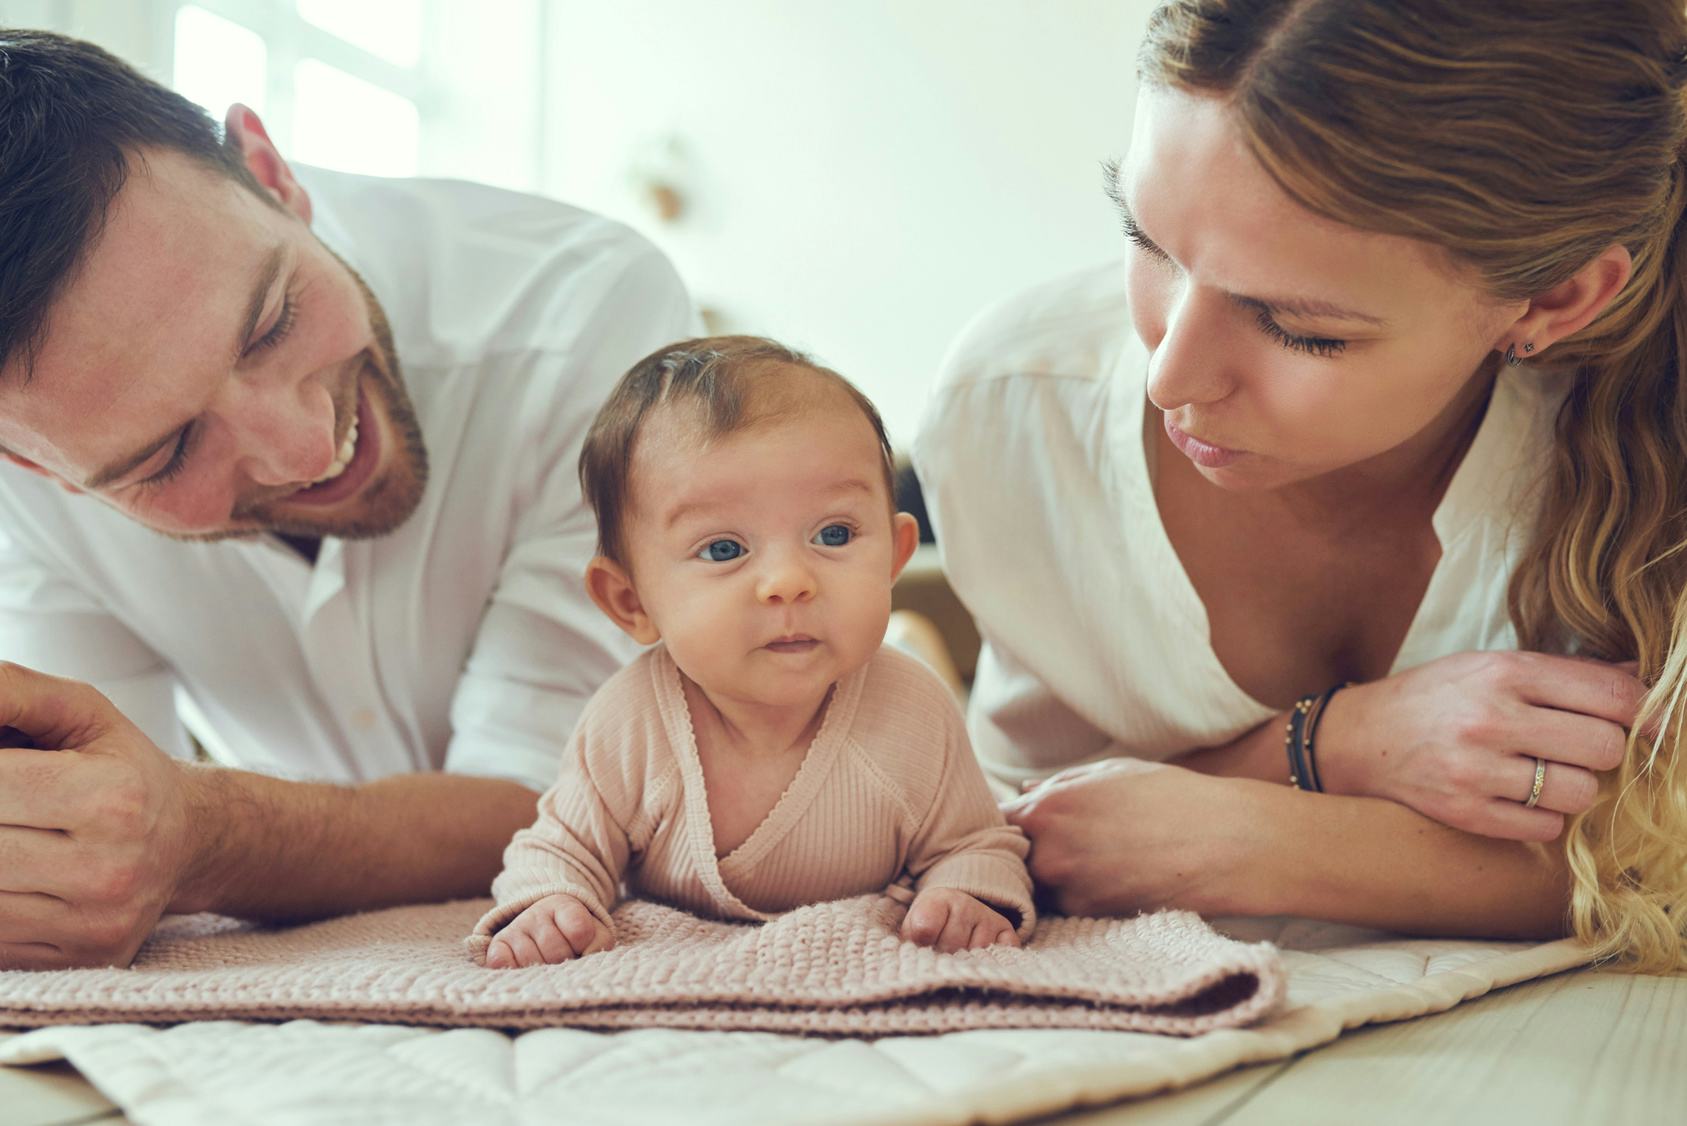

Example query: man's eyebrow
[1100,158,1388,329]
[84,244,287,491]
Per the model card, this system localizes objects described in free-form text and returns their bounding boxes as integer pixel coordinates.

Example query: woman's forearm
[1173,715,1292,784]
[1222,778,1571,939]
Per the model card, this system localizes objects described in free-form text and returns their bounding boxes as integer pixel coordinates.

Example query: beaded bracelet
[1284,682,1351,792]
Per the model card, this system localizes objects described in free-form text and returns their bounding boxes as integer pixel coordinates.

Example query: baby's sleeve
[904,691,1038,940]
[465,706,636,963]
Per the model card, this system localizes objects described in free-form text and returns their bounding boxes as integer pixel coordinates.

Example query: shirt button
[352,708,377,731]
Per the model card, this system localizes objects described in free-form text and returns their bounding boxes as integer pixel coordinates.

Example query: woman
[914,0,1687,971]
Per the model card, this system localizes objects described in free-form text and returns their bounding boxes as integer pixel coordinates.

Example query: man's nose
[221,376,339,488]
[1144,286,1235,412]
[755,549,817,605]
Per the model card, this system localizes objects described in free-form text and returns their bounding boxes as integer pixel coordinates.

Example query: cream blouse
[913,262,1570,791]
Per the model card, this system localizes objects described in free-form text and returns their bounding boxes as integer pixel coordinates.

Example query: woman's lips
[1164,414,1243,469]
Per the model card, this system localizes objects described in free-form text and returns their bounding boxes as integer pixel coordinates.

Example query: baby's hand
[901,887,1020,953]
[485,893,614,968]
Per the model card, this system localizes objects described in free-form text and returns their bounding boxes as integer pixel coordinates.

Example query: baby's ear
[889,512,920,581]
[585,555,660,644]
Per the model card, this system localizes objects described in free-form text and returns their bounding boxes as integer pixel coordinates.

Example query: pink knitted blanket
[0,895,1284,1036]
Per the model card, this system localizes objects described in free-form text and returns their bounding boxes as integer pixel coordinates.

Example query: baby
[470,335,1034,967]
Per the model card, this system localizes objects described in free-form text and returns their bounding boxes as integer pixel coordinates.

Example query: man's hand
[0,662,204,970]
[900,886,1020,952]
[485,893,615,968]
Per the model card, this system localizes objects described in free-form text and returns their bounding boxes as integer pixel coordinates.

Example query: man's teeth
[310,418,359,485]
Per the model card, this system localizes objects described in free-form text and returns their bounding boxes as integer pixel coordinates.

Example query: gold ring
[1525,757,1547,809]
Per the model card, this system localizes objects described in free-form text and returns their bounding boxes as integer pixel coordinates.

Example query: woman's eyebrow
[1101,158,1388,328]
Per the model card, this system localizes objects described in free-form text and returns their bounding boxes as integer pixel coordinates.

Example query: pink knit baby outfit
[470,644,1035,954]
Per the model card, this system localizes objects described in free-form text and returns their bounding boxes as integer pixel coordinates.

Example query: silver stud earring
[1524,342,1535,353]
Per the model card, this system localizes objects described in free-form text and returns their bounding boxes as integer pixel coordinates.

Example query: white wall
[542,1,1156,444]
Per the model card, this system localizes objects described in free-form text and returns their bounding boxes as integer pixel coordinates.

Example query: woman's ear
[223,103,313,223]
[1497,242,1632,358]
[889,512,921,582]
[585,555,660,645]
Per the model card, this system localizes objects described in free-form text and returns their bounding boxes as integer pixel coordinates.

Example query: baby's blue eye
[814,524,852,547]
[699,539,744,562]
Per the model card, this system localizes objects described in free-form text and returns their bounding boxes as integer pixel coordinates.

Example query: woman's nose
[1144,287,1235,412]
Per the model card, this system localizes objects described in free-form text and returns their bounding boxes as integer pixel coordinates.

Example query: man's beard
[178,253,430,545]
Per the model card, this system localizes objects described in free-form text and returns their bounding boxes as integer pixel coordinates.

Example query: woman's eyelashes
[1121,220,1348,358]
[1121,215,1165,260]
[1251,307,1348,358]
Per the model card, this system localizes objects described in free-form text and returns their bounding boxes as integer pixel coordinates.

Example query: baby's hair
[579,334,896,566]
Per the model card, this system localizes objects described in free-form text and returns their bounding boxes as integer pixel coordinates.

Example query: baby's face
[621,393,916,711]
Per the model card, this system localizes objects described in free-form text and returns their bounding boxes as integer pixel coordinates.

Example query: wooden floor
[4,968,1682,1125]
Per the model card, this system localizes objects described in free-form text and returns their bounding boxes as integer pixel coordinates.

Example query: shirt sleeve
[0,523,191,760]
[465,706,638,962]
[443,240,695,792]
[903,689,1038,939]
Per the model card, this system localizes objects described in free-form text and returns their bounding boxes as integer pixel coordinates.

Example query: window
[34,0,542,191]
[173,0,423,178]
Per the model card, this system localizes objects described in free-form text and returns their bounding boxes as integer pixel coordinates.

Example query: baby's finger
[901,897,949,946]
[554,901,603,956]
[485,937,514,969]
[994,924,1021,948]
[966,920,1001,950]
[578,922,615,957]
[936,908,975,954]
[531,915,578,964]
[504,929,544,968]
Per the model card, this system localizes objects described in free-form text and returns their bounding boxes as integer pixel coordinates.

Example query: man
[0,30,693,969]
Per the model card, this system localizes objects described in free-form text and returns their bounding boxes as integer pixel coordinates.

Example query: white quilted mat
[0,918,1592,1126]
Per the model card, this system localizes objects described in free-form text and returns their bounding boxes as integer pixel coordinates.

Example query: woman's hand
[1315,651,1644,842]
[1002,759,1261,918]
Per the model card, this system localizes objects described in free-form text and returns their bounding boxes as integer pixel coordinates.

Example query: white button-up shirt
[0,167,694,791]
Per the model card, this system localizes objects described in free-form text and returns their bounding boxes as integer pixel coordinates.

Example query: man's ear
[1,451,82,495]
[585,555,660,645]
[888,512,921,582]
[1496,242,1632,359]
[223,104,312,223]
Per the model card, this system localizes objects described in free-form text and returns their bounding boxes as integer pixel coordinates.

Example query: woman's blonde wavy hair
[1140,0,1687,972]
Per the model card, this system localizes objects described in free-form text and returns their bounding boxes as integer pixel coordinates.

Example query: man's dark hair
[0,28,267,380]
[579,335,897,567]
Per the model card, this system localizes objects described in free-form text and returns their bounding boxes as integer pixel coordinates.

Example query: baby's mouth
[764,635,819,653]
